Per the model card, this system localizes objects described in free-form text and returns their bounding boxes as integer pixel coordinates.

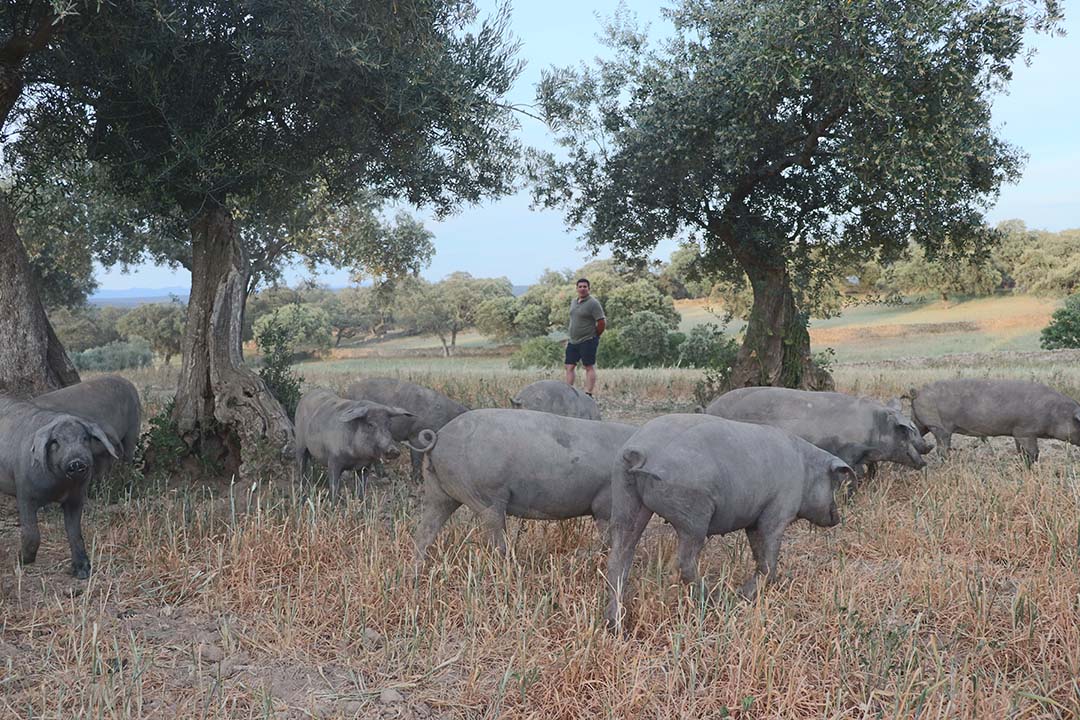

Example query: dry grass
[4,357,1080,718]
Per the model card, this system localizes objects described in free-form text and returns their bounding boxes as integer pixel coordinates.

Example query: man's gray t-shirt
[568,295,605,344]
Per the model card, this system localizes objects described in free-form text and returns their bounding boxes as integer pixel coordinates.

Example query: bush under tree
[1040,295,1080,350]
[117,301,186,364]
[253,317,304,419]
[71,338,153,372]
[508,337,565,369]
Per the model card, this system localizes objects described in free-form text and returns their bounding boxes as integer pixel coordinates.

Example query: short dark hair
[576,278,590,287]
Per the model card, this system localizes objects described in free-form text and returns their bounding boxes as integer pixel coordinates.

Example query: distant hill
[89,287,189,307]
[90,282,532,306]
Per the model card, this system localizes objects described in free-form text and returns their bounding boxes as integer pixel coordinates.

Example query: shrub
[117,300,186,364]
[596,328,632,368]
[71,338,153,371]
[256,318,304,418]
[509,337,564,369]
[678,323,738,370]
[253,303,332,357]
[1040,295,1080,349]
[618,311,675,367]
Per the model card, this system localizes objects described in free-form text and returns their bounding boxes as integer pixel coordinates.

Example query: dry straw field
[3,347,1080,719]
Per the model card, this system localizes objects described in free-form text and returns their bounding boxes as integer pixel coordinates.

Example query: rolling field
[3,300,1080,718]
[333,294,1061,366]
[676,294,1060,363]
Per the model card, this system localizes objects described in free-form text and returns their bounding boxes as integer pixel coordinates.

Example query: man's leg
[582,336,599,395]
[584,364,597,394]
[565,341,580,386]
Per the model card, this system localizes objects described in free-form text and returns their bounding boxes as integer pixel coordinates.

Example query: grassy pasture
[4,341,1080,717]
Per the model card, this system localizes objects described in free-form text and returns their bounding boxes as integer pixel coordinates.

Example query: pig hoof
[737,581,760,602]
[72,563,91,580]
[18,552,37,566]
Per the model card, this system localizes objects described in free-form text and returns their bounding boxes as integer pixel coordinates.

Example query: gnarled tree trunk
[0,194,80,398]
[729,263,833,391]
[0,54,79,398]
[172,205,294,479]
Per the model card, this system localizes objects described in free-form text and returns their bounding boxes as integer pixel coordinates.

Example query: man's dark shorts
[565,336,600,367]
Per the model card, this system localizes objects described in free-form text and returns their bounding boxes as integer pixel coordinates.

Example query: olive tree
[530,0,1057,388]
[0,3,87,396]
[14,0,521,475]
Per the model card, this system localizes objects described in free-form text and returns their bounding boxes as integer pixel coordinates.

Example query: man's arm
[595,317,606,336]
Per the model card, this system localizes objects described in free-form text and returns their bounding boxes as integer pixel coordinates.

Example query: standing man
[565,278,605,396]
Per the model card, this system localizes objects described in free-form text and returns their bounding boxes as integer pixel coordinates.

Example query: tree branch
[0,11,62,66]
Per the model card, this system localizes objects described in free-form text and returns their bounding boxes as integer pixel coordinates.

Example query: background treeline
[55,220,1080,372]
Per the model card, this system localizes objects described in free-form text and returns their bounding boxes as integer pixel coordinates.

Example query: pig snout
[65,458,89,478]
[906,444,928,469]
[382,444,401,460]
[828,503,841,527]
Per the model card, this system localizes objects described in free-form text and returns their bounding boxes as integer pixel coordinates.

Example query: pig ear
[886,398,902,411]
[622,448,647,471]
[389,406,415,418]
[85,421,120,459]
[829,458,856,486]
[31,419,64,467]
[1074,409,1080,425]
[339,404,369,422]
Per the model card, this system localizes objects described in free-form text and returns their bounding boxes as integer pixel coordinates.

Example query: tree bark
[0,194,80,398]
[728,263,833,391]
[172,206,294,480]
[0,45,79,398]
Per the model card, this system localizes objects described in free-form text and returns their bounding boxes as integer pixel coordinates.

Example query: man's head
[576,278,590,299]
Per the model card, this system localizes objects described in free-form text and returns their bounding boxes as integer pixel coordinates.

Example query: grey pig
[910,378,1080,463]
[33,375,142,475]
[344,377,469,477]
[604,413,853,631]
[0,397,120,578]
[510,380,601,420]
[293,388,415,499]
[413,408,636,569]
[705,387,931,484]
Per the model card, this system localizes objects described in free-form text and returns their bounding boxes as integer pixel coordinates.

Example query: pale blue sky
[96,2,1078,291]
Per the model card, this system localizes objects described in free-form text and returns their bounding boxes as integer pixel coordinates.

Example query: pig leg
[409,449,423,481]
[592,517,611,546]
[413,481,461,571]
[327,459,345,502]
[675,529,706,587]
[17,498,41,566]
[1015,436,1039,465]
[603,492,654,633]
[672,500,715,602]
[293,444,309,486]
[739,524,783,600]
[929,427,951,458]
[482,501,508,555]
[63,489,91,579]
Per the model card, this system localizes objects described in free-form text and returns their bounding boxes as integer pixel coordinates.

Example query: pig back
[429,409,634,519]
[915,379,1076,437]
